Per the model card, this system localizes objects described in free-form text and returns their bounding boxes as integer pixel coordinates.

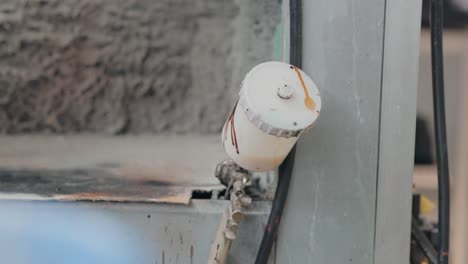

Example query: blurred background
[416,1,468,263]
[0,0,282,134]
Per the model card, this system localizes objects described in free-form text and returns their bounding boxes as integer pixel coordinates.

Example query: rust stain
[58,192,190,205]
[0,161,216,205]
[274,216,280,239]
[61,192,110,200]
[292,66,315,111]
[149,193,191,205]
[0,164,218,205]
[111,166,189,183]
[223,100,240,154]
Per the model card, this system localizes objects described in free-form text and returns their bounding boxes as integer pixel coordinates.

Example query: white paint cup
[222,61,321,172]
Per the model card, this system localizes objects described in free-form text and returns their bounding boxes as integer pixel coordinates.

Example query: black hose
[254,147,296,264]
[289,0,303,68]
[254,0,302,263]
[430,0,450,263]
[411,217,438,264]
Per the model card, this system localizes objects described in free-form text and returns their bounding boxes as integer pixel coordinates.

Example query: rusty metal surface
[0,135,225,204]
[0,168,222,205]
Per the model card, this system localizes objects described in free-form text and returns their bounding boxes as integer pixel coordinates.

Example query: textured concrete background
[0,0,280,134]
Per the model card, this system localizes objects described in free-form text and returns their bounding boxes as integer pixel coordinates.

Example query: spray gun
[209,61,321,263]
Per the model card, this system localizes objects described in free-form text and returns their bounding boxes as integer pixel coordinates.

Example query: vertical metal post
[374,0,422,263]
[276,0,422,263]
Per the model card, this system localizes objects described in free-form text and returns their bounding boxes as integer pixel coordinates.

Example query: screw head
[277,85,293,99]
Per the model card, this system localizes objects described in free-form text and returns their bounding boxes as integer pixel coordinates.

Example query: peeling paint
[0,168,219,204]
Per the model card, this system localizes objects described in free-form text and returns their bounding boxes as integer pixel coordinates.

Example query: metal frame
[374,0,422,263]
[277,0,421,263]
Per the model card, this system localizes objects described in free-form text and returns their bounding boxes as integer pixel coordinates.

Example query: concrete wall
[0,0,280,134]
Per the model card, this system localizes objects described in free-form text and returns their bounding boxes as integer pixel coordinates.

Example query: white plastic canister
[222,61,321,172]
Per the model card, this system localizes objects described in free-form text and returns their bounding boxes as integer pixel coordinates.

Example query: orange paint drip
[231,114,239,154]
[230,103,239,154]
[293,67,315,111]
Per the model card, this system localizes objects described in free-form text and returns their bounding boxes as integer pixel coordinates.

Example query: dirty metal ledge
[0,135,226,204]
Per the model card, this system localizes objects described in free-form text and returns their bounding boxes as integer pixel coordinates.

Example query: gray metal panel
[0,200,270,264]
[277,1,386,263]
[373,0,422,263]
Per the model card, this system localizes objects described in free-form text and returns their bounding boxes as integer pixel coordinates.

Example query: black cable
[430,0,450,263]
[254,0,302,263]
[254,146,296,264]
[289,0,303,68]
[411,217,438,264]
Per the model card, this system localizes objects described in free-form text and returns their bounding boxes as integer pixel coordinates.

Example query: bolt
[277,85,293,99]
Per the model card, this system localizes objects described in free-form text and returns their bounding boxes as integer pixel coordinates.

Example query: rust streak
[230,117,235,146]
[230,103,239,154]
[293,66,315,111]
[223,100,237,143]
[223,100,240,154]
[162,250,165,264]
[190,245,194,264]
[62,192,109,200]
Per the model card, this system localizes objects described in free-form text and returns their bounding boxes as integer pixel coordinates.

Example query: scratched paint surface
[0,200,271,264]
[0,135,226,204]
[0,168,203,204]
[277,0,386,263]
